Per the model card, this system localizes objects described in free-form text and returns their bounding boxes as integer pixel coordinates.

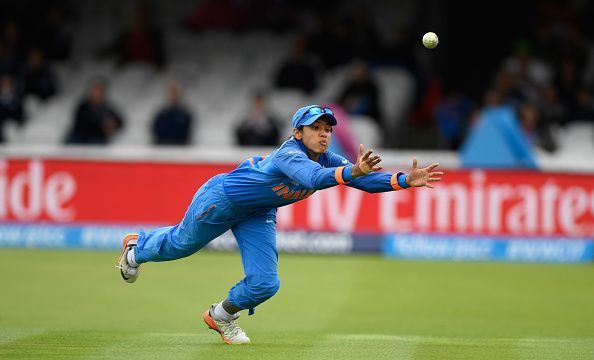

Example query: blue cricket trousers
[134,174,280,312]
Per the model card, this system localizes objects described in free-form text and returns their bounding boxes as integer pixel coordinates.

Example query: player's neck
[307,149,321,162]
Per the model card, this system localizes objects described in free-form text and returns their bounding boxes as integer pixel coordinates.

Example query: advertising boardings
[1,159,593,261]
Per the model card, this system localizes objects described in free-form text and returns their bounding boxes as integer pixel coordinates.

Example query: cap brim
[301,113,337,127]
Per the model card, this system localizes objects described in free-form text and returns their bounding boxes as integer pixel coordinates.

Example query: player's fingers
[428,177,442,182]
[371,157,382,165]
[362,149,373,161]
[412,157,418,170]
[429,171,444,177]
[372,166,383,171]
[426,163,440,171]
[425,183,435,189]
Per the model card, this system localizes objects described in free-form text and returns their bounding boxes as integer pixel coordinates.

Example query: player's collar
[292,137,329,165]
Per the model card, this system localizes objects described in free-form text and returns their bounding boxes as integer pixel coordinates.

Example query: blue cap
[291,105,337,128]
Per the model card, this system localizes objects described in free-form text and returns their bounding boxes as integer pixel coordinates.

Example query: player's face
[295,118,333,157]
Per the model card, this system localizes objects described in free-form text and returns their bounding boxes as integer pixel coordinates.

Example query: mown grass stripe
[2,331,594,359]
[320,334,418,360]
[332,334,594,360]
[332,333,594,345]
[515,337,594,360]
[0,330,123,359]
[0,328,46,345]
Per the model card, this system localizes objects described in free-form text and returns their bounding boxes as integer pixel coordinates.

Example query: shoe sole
[118,233,139,283]
[203,310,250,345]
[203,310,233,344]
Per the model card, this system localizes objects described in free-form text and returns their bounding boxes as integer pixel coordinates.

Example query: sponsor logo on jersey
[272,183,315,201]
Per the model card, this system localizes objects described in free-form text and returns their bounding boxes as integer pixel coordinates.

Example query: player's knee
[263,278,281,299]
[175,246,198,259]
[248,275,280,303]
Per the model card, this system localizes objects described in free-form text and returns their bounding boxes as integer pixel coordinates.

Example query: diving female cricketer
[117,105,443,344]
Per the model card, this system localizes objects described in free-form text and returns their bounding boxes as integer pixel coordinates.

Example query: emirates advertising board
[0,158,593,262]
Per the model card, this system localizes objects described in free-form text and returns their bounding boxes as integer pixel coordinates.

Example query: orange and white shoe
[203,304,250,344]
[117,233,140,283]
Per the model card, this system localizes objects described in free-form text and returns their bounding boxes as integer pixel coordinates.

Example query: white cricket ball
[422,32,439,49]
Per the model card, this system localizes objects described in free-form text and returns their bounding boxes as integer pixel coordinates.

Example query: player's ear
[293,128,302,140]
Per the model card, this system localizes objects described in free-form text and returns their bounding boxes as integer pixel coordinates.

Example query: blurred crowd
[431,1,594,153]
[1,0,593,154]
[0,1,67,142]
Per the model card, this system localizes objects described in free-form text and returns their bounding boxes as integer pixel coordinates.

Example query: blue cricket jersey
[222,137,409,211]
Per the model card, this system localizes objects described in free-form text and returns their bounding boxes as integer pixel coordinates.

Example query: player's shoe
[203,304,250,344]
[117,233,140,283]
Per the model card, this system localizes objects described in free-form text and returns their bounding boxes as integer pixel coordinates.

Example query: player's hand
[353,144,382,177]
[406,158,443,188]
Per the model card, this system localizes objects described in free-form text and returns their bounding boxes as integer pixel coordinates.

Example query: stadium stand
[0,0,593,172]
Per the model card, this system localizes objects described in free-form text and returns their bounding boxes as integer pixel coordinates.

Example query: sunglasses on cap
[300,106,334,119]
[296,106,335,127]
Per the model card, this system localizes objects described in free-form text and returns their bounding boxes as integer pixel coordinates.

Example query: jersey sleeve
[271,148,348,190]
[327,152,410,193]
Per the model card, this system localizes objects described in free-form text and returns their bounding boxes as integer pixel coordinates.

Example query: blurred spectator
[99,6,165,69]
[0,21,24,75]
[533,1,589,73]
[19,47,58,101]
[0,42,19,76]
[183,0,242,32]
[469,88,504,129]
[35,2,73,62]
[337,61,381,124]
[495,40,554,107]
[518,102,538,144]
[554,56,594,125]
[152,81,194,145]
[375,26,418,72]
[0,74,25,142]
[184,0,296,33]
[274,36,319,94]
[238,0,297,33]
[307,14,354,69]
[65,78,124,145]
[235,91,281,146]
[345,8,380,62]
[570,86,594,122]
[434,89,475,150]
[482,88,505,108]
[502,40,553,93]
[536,84,566,138]
[518,102,557,153]
[490,69,526,108]
[408,76,443,126]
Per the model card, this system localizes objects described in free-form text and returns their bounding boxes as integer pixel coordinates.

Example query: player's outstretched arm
[351,144,383,178]
[405,157,443,188]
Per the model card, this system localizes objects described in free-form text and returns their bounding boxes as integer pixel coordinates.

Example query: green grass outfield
[1,249,593,359]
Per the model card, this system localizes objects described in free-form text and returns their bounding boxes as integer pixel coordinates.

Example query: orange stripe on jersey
[390,173,404,190]
[296,190,306,199]
[283,190,297,199]
[335,166,346,184]
[303,189,315,199]
[272,184,284,192]
[277,186,289,196]
[286,190,297,200]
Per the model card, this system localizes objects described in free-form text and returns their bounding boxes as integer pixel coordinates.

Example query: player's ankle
[212,301,237,322]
